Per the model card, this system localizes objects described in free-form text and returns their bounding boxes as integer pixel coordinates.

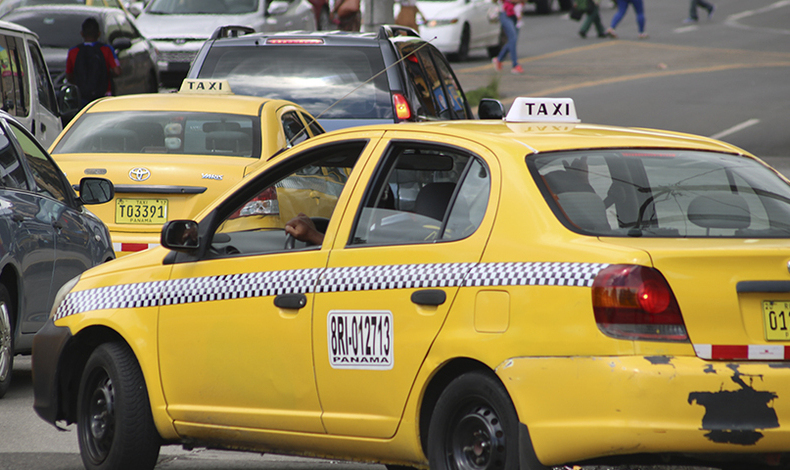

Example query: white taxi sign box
[179,79,233,94]
[506,97,580,123]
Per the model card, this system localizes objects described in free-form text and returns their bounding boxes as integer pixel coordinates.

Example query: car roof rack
[377,25,420,39]
[211,25,255,40]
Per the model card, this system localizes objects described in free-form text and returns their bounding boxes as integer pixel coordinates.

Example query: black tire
[428,371,521,470]
[0,285,13,399]
[77,342,161,470]
[534,0,552,15]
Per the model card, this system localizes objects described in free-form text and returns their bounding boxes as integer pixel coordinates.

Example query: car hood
[136,13,257,39]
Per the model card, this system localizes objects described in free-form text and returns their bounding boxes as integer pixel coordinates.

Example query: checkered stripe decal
[54,262,608,320]
[465,262,608,287]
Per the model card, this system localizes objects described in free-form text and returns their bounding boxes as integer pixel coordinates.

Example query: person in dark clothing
[66,17,121,108]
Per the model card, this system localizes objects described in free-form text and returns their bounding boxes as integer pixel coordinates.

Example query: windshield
[2,11,86,48]
[53,111,260,158]
[531,150,790,238]
[147,0,258,14]
[195,45,394,121]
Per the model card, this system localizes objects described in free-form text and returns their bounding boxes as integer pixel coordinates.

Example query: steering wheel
[284,217,330,250]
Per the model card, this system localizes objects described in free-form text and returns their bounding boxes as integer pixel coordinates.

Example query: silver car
[135,0,316,87]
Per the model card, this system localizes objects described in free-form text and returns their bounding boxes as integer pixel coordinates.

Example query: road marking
[726,0,790,35]
[674,25,699,33]
[710,119,760,140]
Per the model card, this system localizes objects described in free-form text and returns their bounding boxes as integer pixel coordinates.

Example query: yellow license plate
[115,198,168,224]
[763,301,790,340]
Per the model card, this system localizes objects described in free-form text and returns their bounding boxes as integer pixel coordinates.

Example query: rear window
[532,150,790,238]
[52,111,259,158]
[195,45,394,121]
[3,11,86,48]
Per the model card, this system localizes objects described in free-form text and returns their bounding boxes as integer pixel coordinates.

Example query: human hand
[285,213,324,246]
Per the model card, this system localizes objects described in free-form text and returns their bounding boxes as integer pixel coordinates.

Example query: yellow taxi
[33,97,790,470]
[48,79,324,256]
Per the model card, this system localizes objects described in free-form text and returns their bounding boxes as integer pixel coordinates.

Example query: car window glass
[351,144,489,246]
[0,125,28,189]
[0,35,26,118]
[11,36,29,116]
[282,111,308,148]
[104,14,122,43]
[9,122,69,202]
[416,48,449,119]
[209,141,368,258]
[533,150,790,238]
[115,12,136,39]
[52,111,259,157]
[28,42,57,114]
[430,49,468,119]
[4,11,85,48]
[197,46,392,120]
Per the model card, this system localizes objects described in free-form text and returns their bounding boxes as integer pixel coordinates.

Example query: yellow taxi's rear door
[312,134,500,438]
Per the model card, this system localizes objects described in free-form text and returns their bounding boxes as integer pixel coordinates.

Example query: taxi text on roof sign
[506,97,580,123]
[179,79,233,94]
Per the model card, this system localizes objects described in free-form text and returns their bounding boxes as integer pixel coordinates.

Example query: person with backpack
[66,17,121,108]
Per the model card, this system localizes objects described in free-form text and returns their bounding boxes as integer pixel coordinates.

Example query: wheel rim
[81,369,115,464]
[447,404,506,470]
[0,303,11,382]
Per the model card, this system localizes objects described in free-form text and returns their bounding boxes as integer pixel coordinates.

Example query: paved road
[2,1,789,469]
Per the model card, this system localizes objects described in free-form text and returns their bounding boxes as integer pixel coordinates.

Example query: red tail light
[393,93,411,121]
[229,187,279,219]
[592,264,688,342]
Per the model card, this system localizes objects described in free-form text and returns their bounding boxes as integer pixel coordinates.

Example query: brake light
[266,39,324,45]
[393,93,411,120]
[592,264,688,342]
[229,187,279,219]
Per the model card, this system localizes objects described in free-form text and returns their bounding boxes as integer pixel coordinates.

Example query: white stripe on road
[726,0,790,35]
[710,118,760,140]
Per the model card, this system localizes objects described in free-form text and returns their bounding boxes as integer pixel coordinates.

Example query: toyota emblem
[129,167,151,182]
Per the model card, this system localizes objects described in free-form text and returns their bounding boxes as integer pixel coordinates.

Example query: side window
[209,141,368,257]
[430,49,468,119]
[104,16,122,44]
[9,122,69,202]
[350,143,490,246]
[11,37,29,117]
[416,48,450,119]
[281,111,308,147]
[28,42,57,114]
[116,13,137,39]
[398,42,436,118]
[0,125,28,190]
[0,35,21,117]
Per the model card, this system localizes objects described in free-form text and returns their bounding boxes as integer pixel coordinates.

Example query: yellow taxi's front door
[157,138,374,435]
[312,136,499,438]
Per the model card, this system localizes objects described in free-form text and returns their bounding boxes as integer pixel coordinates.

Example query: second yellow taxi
[49,79,324,256]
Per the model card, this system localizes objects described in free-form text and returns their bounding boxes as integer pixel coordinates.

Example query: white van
[0,20,78,147]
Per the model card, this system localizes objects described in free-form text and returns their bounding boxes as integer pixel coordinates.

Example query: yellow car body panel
[50,92,321,256]
[36,105,790,469]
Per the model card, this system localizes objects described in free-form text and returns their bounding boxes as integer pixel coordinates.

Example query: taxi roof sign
[506,97,579,123]
[179,79,233,95]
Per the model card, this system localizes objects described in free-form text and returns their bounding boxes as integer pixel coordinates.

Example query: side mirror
[78,177,114,205]
[161,220,200,251]
[57,83,81,125]
[112,37,133,51]
[267,0,289,16]
[478,98,505,120]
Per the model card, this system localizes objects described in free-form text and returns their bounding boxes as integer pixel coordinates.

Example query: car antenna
[282,31,437,151]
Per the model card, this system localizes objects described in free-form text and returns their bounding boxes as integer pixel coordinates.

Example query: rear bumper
[498,355,790,466]
[32,319,72,425]
[109,232,161,257]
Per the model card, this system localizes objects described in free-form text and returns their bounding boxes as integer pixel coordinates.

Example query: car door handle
[411,289,446,306]
[274,293,307,310]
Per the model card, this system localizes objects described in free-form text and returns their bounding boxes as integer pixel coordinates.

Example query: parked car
[33,96,790,470]
[2,5,160,97]
[188,25,474,131]
[135,0,316,88]
[0,110,113,399]
[0,0,127,17]
[49,78,324,257]
[0,19,80,147]
[397,0,503,61]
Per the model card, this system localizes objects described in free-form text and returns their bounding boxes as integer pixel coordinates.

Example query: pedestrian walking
[578,0,606,38]
[605,0,647,39]
[66,17,121,108]
[331,0,361,32]
[396,0,425,33]
[492,0,525,75]
[684,0,715,23]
